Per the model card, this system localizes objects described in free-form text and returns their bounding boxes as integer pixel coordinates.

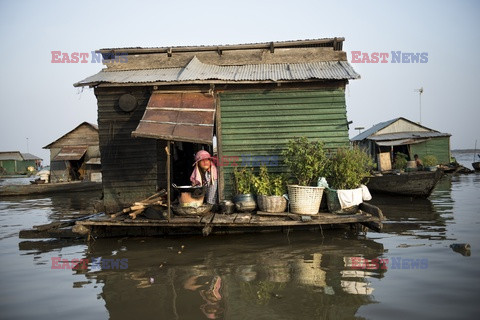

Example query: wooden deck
[18,203,384,239]
[73,203,383,238]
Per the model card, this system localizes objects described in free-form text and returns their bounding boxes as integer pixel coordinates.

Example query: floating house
[74,38,360,213]
[0,151,42,175]
[43,122,101,183]
[351,117,451,170]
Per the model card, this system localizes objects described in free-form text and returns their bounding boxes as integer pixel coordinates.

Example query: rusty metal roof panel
[74,56,359,86]
[53,146,87,161]
[132,92,216,144]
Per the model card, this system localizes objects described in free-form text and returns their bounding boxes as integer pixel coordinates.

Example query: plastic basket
[257,195,287,213]
[287,185,324,215]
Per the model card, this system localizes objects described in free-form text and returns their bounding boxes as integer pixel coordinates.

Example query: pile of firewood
[110,189,168,219]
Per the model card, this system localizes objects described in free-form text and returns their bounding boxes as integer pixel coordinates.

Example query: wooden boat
[472,162,480,171]
[0,181,102,197]
[366,169,443,198]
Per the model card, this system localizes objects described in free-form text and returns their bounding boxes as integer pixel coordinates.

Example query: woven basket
[257,195,287,213]
[287,185,324,215]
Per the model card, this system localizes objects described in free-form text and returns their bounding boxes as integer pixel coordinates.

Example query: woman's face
[199,159,211,171]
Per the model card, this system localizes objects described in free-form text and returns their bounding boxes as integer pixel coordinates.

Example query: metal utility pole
[414,87,423,124]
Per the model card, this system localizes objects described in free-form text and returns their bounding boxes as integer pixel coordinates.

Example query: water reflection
[368,175,454,240]
[62,233,387,319]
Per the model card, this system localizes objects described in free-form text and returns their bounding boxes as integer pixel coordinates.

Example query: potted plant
[422,155,438,171]
[324,147,374,214]
[233,166,256,212]
[393,152,408,171]
[281,137,328,215]
[253,166,288,213]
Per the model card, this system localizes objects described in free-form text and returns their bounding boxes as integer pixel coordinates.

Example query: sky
[1,0,479,164]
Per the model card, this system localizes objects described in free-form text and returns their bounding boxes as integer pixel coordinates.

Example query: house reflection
[71,232,386,319]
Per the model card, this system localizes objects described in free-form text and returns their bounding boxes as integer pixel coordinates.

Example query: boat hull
[0,181,102,197]
[366,170,443,198]
[472,162,480,171]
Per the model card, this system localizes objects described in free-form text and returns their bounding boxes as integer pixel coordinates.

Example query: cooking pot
[172,184,206,207]
[220,200,235,214]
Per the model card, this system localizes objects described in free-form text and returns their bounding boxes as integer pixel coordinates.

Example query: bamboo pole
[474,140,477,163]
[166,142,171,222]
[110,190,167,218]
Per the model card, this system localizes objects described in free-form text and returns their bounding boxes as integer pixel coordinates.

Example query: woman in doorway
[190,150,218,204]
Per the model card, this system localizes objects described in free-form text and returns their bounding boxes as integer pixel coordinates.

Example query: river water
[0,151,479,319]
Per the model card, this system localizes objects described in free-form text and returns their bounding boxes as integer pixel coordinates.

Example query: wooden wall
[48,125,100,183]
[95,87,166,213]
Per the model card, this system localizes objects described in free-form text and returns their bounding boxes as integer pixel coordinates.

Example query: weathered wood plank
[234,213,252,223]
[200,213,215,224]
[171,216,203,223]
[359,202,385,220]
[256,211,288,217]
[19,228,80,239]
[212,214,237,224]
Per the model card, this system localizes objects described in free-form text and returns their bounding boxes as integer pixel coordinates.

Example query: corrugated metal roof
[74,56,360,87]
[351,118,400,141]
[351,117,452,142]
[0,151,23,161]
[98,38,345,54]
[375,138,430,146]
[53,146,87,161]
[20,153,42,160]
[369,131,451,141]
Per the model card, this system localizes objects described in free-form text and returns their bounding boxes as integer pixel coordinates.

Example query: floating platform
[66,203,384,239]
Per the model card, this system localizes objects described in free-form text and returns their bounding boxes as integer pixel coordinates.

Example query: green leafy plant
[325,147,374,190]
[281,137,328,186]
[253,166,287,196]
[422,155,438,167]
[393,152,408,170]
[233,166,255,194]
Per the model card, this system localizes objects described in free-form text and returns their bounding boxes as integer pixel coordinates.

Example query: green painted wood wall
[409,137,451,164]
[0,160,35,174]
[219,88,350,199]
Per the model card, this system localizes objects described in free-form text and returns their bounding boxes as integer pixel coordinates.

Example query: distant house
[74,38,360,212]
[0,151,42,175]
[351,117,451,170]
[43,122,101,183]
